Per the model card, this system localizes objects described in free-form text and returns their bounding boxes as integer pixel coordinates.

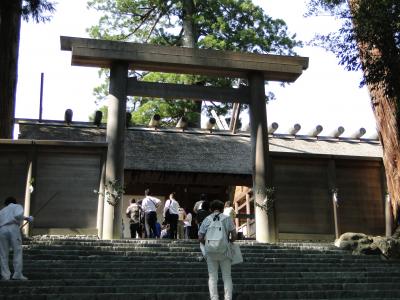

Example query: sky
[16,0,377,138]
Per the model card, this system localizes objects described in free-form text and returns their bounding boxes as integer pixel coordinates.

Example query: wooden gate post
[22,146,36,236]
[249,72,276,243]
[385,193,393,237]
[103,61,128,240]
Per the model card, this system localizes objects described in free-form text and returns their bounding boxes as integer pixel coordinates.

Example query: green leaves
[21,0,56,23]
[87,0,302,125]
[306,0,400,96]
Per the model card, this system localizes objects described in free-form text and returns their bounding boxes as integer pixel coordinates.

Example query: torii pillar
[60,36,308,242]
[102,62,128,239]
[249,72,276,243]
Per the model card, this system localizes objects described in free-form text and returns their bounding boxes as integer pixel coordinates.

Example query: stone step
[22,251,384,263]
[17,268,400,279]
[24,239,338,250]
[20,245,364,253]
[20,266,400,272]
[17,271,400,281]
[4,236,399,300]
[20,259,399,272]
[20,259,400,268]
[21,253,385,263]
[2,282,400,295]
[23,245,344,254]
[24,240,337,247]
[2,290,400,300]
[1,276,399,287]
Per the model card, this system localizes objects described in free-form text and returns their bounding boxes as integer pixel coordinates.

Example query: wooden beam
[229,102,241,133]
[126,78,250,103]
[61,36,309,82]
[236,213,255,219]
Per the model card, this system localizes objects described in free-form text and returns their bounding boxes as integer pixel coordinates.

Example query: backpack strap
[168,199,172,212]
[212,212,230,241]
[148,197,157,209]
[213,213,222,222]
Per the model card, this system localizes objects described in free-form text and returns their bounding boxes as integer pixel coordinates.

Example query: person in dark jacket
[195,200,210,229]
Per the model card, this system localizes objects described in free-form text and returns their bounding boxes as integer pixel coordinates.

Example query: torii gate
[61,36,308,243]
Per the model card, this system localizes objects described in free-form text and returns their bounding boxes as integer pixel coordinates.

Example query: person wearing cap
[0,196,34,280]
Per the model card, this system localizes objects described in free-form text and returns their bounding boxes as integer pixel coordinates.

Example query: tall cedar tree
[0,0,55,138]
[306,0,400,227]
[87,0,301,126]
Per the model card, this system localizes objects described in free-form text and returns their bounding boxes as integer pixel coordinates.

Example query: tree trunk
[182,0,202,127]
[182,0,195,48]
[348,0,400,226]
[0,0,22,138]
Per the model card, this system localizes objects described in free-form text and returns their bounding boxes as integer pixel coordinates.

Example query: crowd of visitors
[125,190,237,242]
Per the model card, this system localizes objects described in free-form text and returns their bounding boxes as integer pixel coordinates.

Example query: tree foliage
[21,0,55,22]
[306,0,400,96]
[87,0,301,126]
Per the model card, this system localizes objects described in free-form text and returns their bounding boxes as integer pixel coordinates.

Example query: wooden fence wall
[0,141,106,235]
[269,156,384,239]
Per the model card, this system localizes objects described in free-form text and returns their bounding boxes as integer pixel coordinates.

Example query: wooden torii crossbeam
[60,36,309,242]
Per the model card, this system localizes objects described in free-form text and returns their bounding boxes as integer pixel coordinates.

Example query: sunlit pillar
[248,72,276,243]
[103,62,128,240]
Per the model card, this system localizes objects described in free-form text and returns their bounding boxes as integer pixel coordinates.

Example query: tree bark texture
[348,0,400,224]
[182,0,195,48]
[0,0,22,138]
[182,0,202,127]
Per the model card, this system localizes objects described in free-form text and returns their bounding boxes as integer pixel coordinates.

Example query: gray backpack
[205,213,229,255]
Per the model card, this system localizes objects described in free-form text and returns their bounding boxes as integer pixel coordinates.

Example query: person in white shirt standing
[198,200,237,300]
[140,189,161,238]
[223,201,236,221]
[0,196,34,280]
[163,192,179,239]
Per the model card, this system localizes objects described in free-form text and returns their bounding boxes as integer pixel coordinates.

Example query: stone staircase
[1,236,400,299]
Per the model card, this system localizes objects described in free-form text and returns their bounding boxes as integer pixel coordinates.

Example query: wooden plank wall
[0,152,28,202]
[0,142,385,237]
[0,143,105,235]
[34,152,102,230]
[269,157,385,238]
[335,161,384,235]
[273,158,334,235]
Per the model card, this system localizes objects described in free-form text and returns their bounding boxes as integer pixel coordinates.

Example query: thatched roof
[18,121,382,175]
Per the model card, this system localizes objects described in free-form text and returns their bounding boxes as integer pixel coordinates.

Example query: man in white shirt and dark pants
[163,192,179,239]
[0,196,33,280]
[141,189,161,238]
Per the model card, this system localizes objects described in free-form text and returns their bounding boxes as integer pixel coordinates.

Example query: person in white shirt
[198,200,237,300]
[223,201,236,221]
[140,189,161,238]
[163,192,179,239]
[183,209,193,239]
[0,196,34,280]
